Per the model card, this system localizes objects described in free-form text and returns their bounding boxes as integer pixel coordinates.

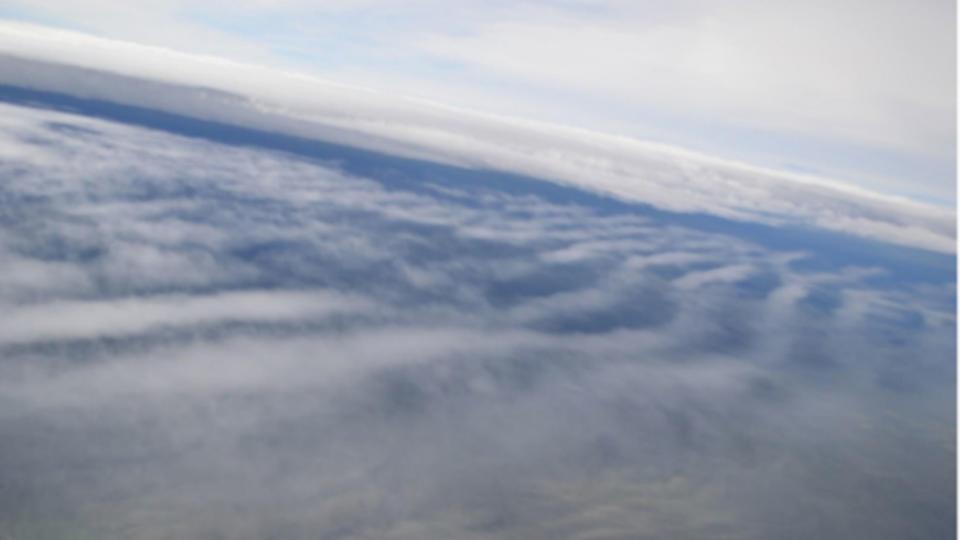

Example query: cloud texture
[0,91,954,539]
[0,1,954,204]
[0,22,954,253]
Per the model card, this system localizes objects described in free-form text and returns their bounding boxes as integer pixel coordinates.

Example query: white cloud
[673,263,756,290]
[0,290,372,345]
[1,0,953,205]
[0,22,953,252]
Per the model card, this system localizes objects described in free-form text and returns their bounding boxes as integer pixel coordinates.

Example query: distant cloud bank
[0,22,953,253]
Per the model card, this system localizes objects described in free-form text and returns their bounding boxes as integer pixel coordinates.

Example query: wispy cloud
[0,290,371,345]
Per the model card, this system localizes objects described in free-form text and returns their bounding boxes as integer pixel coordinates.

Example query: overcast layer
[0,1,955,204]
[0,22,954,254]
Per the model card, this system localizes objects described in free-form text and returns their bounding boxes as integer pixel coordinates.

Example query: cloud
[0,24,953,253]
[0,93,953,539]
[1,1,953,205]
[0,290,372,345]
[417,0,955,156]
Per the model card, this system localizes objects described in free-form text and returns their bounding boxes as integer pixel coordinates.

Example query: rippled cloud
[0,99,954,539]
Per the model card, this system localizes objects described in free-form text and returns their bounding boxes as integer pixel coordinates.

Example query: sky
[0,21,954,255]
[0,5,956,538]
[0,0,956,206]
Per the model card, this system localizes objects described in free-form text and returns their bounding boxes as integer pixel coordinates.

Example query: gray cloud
[0,94,954,539]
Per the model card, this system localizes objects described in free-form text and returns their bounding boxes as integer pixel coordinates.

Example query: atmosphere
[0,4,955,540]
[1,0,956,205]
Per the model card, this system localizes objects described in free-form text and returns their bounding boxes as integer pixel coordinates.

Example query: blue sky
[0,0,955,206]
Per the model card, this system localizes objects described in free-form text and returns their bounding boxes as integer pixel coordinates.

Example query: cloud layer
[0,1,954,204]
[0,22,954,253]
[0,96,954,539]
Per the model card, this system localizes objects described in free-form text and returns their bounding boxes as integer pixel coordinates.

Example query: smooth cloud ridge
[1,0,955,205]
[0,21,954,253]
